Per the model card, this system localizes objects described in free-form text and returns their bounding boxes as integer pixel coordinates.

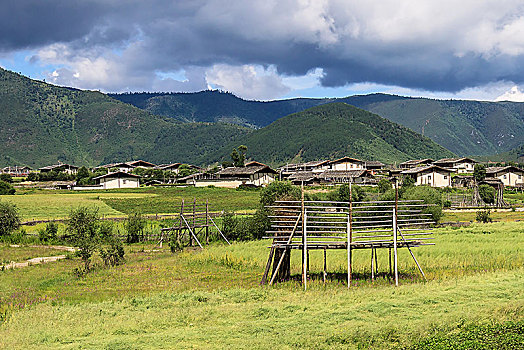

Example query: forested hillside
[204,103,455,165]
[111,91,524,157]
[0,68,250,167]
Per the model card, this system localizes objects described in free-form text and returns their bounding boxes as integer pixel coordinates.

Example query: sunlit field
[1,221,522,349]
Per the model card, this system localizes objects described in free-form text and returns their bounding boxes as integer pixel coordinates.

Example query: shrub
[0,174,13,183]
[0,181,15,195]
[0,201,21,237]
[67,207,100,271]
[479,184,495,204]
[335,184,366,202]
[402,186,444,222]
[99,236,125,267]
[476,208,492,223]
[125,213,146,243]
[377,178,392,193]
[259,181,300,206]
[38,221,58,242]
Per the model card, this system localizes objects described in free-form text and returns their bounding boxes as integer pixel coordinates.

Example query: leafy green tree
[402,186,443,222]
[0,174,13,183]
[259,181,300,206]
[473,164,486,182]
[0,180,15,195]
[125,212,147,243]
[0,201,21,237]
[336,184,366,202]
[67,207,100,271]
[230,145,248,167]
[377,178,392,193]
[479,184,495,204]
[76,166,90,182]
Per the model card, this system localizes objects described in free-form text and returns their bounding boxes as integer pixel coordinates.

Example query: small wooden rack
[160,199,230,248]
[261,186,435,288]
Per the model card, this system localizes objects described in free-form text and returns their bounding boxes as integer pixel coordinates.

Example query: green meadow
[1,221,523,349]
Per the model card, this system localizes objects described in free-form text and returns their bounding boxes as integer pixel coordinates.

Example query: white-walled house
[401,165,452,188]
[326,157,365,171]
[486,166,524,187]
[398,159,434,169]
[433,157,477,174]
[93,171,141,189]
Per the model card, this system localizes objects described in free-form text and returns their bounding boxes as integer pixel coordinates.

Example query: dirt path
[1,245,77,270]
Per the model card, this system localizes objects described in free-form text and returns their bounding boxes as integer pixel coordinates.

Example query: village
[2,156,523,193]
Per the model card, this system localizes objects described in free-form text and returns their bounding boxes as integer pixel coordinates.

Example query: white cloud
[495,85,524,102]
[206,64,291,100]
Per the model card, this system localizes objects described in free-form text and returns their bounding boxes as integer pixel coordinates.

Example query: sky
[3,1,524,102]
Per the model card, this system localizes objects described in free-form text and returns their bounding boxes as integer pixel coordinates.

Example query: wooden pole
[389,248,392,276]
[269,213,302,285]
[205,199,209,244]
[371,245,375,281]
[300,181,307,290]
[397,227,427,281]
[374,247,378,276]
[323,247,327,283]
[393,179,399,286]
[347,182,353,288]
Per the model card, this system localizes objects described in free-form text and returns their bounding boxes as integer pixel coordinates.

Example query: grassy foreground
[0,221,523,349]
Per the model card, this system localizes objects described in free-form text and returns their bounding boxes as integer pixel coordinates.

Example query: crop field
[1,221,523,349]
[3,187,260,221]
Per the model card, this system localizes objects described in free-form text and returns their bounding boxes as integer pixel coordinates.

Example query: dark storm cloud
[6,0,524,95]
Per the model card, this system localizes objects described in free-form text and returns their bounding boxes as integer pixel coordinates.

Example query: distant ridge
[111,90,524,157]
[203,103,455,165]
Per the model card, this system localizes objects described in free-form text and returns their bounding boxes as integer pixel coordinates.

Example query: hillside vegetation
[0,68,250,167]
[206,103,455,165]
[112,91,524,157]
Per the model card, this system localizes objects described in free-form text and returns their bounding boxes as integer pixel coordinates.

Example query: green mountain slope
[0,68,250,167]
[205,103,455,166]
[110,91,524,157]
[110,91,328,128]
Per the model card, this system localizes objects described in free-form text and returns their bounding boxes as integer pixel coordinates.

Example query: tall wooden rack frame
[261,188,435,289]
[161,199,230,248]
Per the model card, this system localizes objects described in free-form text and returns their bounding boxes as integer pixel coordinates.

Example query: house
[287,171,322,186]
[320,170,376,185]
[364,161,385,175]
[176,172,219,186]
[485,166,524,187]
[326,157,365,171]
[398,159,434,169]
[279,160,330,180]
[39,163,79,175]
[433,157,477,174]
[1,166,32,176]
[92,171,141,189]
[94,162,135,173]
[214,163,277,188]
[401,165,452,188]
[126,160,156,169]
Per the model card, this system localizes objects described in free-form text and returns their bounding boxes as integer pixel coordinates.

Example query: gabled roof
[279,160,329,172]
[288,171,317,181]
[486,166,524,174]
[364,161,385,168]
[433,157,478,165]
[126,160,156,168]
[401,165,453,174]
[93,171,141,180]
[39,163,79,171]
[399,159,434,166]
[218,165,277,176]
[96,162,135,169]
[320,170,371,178]
[245,161,267,167]
[157,163,182,170]
[328,156,364,164]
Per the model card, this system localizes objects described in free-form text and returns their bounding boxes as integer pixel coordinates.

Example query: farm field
[0,221,523,349]
[2,187,261,221]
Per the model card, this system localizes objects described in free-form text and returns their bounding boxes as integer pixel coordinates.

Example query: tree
[402,186,444,222]
[230,145,248,167]
[0,201,21,237]
[336,184,366,202]
[0,174,13,183]
[76,166,90,182]
[0,180,15,195]
[473,164,486,182]
[125,212,147,243]
[67,207,100,271]
[479,184,495,204]
[377,178,392,193]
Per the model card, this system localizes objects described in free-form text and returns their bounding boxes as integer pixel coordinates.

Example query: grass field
[2,187,261,221]
[0,221,522,349]
[0,245,66,264]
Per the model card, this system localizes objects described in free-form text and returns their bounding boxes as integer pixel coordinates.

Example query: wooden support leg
[323,247,327,283]
[389,248,392,276]
[374,248,378,277]
[260,247,275,285]
[371,246,375,281]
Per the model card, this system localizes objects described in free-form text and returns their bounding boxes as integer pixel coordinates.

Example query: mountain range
[111,91,524,157]
[1,67,523,168]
